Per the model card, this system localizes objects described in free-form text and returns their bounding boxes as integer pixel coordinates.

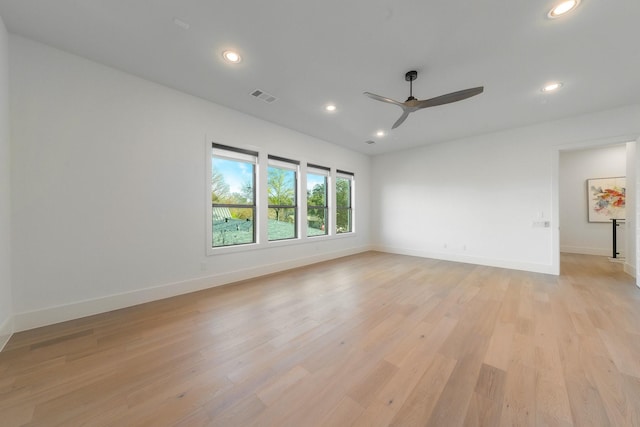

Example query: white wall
[372,106,640,274]
[9,35,371,331]
[559,144,627,256]
[0,15,13,349]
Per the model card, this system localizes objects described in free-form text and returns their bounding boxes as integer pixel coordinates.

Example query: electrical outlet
[532,221,550,228]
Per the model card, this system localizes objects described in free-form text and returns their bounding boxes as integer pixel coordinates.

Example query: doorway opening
[556,138,637,279]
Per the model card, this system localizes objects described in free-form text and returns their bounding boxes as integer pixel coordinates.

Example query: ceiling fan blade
[391,111,410,129]
[364,92,404,107]
[416,86,484,109]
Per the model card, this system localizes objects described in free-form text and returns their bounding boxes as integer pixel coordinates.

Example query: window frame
[335,170,354,234]
[306,164,330,237]
[267,155,299,242]
[208,143,258,252]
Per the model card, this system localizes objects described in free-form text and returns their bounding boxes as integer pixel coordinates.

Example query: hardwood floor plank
[464,392,504,427]
[346,359,397,408]
[319,396,364,426]
[172,408,211,427]
[484,322,516,371]
[475,363,507,402]
[352,401,397,427]
[565,374,611,426]
[535,373,573,425]
[426,334,490,427]
[585,354,634,426]
[500,362,537,426]
[597,329,640,378]
[382,320,438,367]
[389,352,457,426]
[255,365,309,406]
[621,374,640,425]
[0,403,34,426]
[378,316,458,410]
[208,393,266,426]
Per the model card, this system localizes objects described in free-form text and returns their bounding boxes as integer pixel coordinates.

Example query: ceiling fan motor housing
[405,70,418,81]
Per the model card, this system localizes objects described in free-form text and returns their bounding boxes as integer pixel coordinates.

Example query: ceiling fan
[364,70,484,129]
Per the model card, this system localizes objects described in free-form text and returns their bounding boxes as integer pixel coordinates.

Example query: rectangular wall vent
[250,89,278,104]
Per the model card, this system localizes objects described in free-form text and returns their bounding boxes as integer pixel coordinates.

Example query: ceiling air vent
[250,89,278,104]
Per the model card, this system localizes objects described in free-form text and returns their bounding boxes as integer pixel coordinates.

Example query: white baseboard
[371,245,557,275]
[560,245,611,257]
[0,315,13,352]
[12,246,371,333]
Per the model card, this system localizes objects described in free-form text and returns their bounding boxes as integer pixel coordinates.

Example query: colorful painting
[587,177,625,222]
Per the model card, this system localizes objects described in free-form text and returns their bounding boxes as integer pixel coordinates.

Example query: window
[211,144,257,247]
[268,156,298,241]
[336,170,354,233]
[208,142,356,253]
[307,164,329,237]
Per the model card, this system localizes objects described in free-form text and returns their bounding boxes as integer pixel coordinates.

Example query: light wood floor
[1,252,640,426]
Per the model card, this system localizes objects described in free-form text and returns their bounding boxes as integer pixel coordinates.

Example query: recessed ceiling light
[376,130,385,137]
[548,0,580,18]
[325,104,337,112]
[542,82,563,92]
[222,50,241,63]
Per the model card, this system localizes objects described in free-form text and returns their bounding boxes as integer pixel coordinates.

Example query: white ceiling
[1,0,639,155]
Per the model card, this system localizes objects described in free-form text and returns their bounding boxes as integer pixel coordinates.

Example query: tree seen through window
[211,151,256,247]
[268,164,297,241]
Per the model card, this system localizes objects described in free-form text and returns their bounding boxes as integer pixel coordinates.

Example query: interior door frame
[552,133,639,281]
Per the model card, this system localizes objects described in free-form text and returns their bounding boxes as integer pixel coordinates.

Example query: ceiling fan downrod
[405,70,418,101]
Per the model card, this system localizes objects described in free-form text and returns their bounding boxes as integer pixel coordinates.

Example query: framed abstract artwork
[587,177,625,223]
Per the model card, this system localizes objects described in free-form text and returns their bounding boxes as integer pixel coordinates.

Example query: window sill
[206,232,357,256]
